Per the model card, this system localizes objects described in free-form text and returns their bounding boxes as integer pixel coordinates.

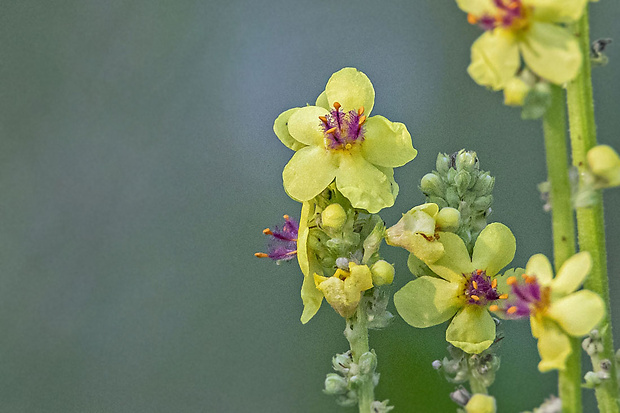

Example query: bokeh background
[2,1,619,411]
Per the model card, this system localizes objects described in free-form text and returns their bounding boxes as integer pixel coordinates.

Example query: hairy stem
[543,84,581,413]
[566,7,620,413]
[345,301,374,412]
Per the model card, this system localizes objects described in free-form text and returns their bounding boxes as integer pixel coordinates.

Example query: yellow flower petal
[524,0,587,23]
[287,106,329,146]
[314,264,374,318]
[283,146,337,201]
[315,91,329,109]
[446,306,496,354]
[394,276,461,328]
[468,29,520,90]
[335,154,394,213]
[273,107,306,151]
[552,251,591,295]
[519,22,582,85]
[465,394,497,413]
[547,290,605,336]
[427,232,475,282]
[455,0,495,15]
[385,205,444,263]
[525,254,554,286]
[361,116,417,168]
[325,67,375,115]
[536,320,571,372]
[471,223,516,276]
[299,202,324,324]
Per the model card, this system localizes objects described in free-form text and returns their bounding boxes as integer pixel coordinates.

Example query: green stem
[566,7,620,412]
[469,373,488,395]
[543,84,581,413]
[345,300,374,413]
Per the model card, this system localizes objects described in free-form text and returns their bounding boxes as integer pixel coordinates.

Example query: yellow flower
[492,252,604,372]
[385,203,460,263]
[314,262,374,318]
[459,0,586,90]
[394,223,516,354]
[274,67,417,213]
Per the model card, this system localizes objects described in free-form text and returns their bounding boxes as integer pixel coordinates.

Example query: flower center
[463,269,506,306]
[490,273,551,318]
[319,102,366,150]
[467,0,530,32]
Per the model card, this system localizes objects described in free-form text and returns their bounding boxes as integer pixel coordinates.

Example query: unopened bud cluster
[421,150,494,251]
[324,350,392,410]
[432,343,501,389]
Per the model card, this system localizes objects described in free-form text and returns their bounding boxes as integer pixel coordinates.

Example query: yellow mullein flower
[394,223,516,354]
[274,67,417,213]
[458,0,586,90]
[491,252,604,371]
[314,262,374,318]
[385,203,460,264]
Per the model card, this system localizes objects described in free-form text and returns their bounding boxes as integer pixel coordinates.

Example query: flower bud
[503,76,531,106]
[445,187,460,207]
[472,195,493,213]
[358,351,378,375]
[450,387,471,406]
[473,173,494,195]
[456,151,477,172]
[420,173,444,196]
[321,203,347,231]
[436,207,460,232]
[465,394,496,413]
[324,373,348,395]
[455,170,471,196]
[587,145,620,187]
[436,153,451,174]
[371,260,395,286]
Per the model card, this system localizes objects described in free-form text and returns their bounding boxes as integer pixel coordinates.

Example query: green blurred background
[2,0,619,411]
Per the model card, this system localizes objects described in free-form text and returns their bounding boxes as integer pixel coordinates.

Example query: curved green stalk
[543,84,581,413]
[345,302,374,412]
[566,7,620,412]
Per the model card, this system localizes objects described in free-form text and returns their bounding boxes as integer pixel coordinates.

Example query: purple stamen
[464,270,501,305]
[259,215,298,262]
[498,275,548,319]
[320,104,366,150]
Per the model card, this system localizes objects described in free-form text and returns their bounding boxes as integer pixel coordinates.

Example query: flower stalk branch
[542,84,581,413]
[566,7,620,412]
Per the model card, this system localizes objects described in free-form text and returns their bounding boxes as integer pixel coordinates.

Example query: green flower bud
[473,173,494,195]
[446,168,457,183]
[472,195,493,213]
[455,170,471,196]
[445,187,460,207]
[436,153,451,174]
[456,151,477,172]
[358,351,378,375]
[324,373,348,395]
[370,260,395,286]
[584,371,603,388]
[427,196,448,208]
[321,203,347,231]
[465,394,496,413]
[420,173,444,196]
[436,207,460,232]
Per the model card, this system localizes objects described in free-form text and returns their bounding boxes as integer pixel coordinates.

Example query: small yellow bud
[436,207,460,232]
[465,394,496,413]
[503,77,531,106]
[370,260,395,286]
[321,203,347,231]
[587,145,620,187]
